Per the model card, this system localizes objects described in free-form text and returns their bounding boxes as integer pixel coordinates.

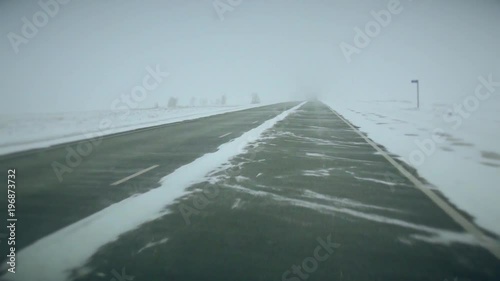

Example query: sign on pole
[411,80,419,109]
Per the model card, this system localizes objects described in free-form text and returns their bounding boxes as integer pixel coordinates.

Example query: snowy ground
[0,104,271,156]
[324,96,500,236]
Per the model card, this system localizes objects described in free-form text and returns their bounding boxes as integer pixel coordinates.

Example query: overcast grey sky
[1,0,499,113]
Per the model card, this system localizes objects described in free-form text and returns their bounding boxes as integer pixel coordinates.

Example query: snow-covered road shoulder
[322,98,500,237]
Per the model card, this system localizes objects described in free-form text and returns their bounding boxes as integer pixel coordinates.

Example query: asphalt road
[2,101,500,281]
[0,102,297,254]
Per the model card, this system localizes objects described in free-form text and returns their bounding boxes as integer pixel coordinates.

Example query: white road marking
[218,132,232,138]
[326,105,500,260]
[110,165,159,186]
[137,238,169,254]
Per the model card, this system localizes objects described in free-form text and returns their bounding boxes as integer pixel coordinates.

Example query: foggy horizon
[1,0,499,113]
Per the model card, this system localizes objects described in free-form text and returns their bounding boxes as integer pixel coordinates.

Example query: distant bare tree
[251,93,261,104]
[168,97,178,108]
[201,98,208,106]
[190,97,196,107]
[221,94,227,105]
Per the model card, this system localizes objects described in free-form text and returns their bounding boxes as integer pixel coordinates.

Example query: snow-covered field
[324,95,500,236]
[0,104,271,156]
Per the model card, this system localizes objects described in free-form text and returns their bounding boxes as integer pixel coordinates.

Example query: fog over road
[1,102,499,281]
